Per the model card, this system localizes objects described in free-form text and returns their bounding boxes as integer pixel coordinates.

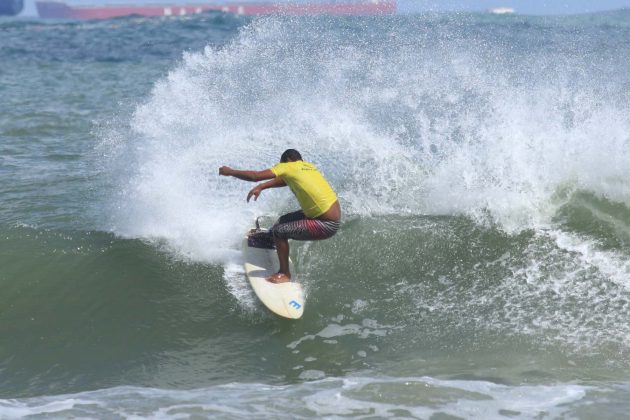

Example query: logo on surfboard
[288,300,302,310]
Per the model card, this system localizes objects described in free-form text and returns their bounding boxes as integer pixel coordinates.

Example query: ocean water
[2,9,630,418]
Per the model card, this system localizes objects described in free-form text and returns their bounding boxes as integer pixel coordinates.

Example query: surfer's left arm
[219,166,275,182]
[247,177,287,202]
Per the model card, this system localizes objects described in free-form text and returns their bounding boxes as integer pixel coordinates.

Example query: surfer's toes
[266,273,291,283]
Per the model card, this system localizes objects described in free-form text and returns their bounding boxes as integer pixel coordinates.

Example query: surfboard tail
[247,229,275,249]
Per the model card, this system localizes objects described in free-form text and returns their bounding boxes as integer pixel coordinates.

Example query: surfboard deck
[243,228,304,319]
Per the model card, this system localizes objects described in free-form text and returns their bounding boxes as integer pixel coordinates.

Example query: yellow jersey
[271,161,338,218]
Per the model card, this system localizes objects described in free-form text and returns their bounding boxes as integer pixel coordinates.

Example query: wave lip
[100,12,630,273]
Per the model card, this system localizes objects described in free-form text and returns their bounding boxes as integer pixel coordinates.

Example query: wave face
[2,10,630,417]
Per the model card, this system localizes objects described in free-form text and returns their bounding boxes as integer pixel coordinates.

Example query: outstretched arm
[247,177,287,202]
[219,166,275,182]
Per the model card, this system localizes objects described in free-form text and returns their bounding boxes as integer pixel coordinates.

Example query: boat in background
[36,0,396,19]
[488,7,515,14]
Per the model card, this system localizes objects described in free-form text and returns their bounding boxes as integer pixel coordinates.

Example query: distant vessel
[36,1,397,19]
[488,7,515,14]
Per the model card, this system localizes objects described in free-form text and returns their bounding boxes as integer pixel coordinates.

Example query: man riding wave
[219,149,341,283]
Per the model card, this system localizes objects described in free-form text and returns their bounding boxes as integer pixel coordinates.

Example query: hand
[247,185,262,202]
[219,166,232,176]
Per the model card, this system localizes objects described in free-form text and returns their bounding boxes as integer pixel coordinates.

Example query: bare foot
[266,273,291,284]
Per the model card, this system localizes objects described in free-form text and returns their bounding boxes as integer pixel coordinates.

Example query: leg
[266,211,304,284]
[266,210,340,284]
[268,238,291,284]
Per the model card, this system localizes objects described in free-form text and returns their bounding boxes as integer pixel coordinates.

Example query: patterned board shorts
[270,210,340,241]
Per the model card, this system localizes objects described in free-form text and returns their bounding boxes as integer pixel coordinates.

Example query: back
[271,161,337,218]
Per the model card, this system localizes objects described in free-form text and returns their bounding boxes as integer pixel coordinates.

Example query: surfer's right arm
[247,177,287,202]
[219,166,275,182]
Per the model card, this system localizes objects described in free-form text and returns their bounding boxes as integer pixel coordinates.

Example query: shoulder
[271,162,288,176]
[272,161,305,176]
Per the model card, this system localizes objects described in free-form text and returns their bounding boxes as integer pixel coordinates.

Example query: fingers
[247,188,260,202]
[219,166,231,176]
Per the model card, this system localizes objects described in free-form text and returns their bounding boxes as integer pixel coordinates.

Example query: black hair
[280,149,303,163]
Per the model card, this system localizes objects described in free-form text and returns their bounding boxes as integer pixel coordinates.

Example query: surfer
[219,149,341,283]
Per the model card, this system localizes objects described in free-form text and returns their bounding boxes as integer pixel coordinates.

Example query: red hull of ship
[36,1,396,19]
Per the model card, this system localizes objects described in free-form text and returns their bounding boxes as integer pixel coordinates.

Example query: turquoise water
[2,11,630,418]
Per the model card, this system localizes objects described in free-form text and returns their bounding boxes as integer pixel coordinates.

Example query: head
[280,149,303,163]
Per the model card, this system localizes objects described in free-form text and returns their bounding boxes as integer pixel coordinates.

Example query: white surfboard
[243,228,304,319]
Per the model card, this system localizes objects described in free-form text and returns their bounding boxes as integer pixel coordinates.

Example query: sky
[19,0,630,17]
[398,0,630,14]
